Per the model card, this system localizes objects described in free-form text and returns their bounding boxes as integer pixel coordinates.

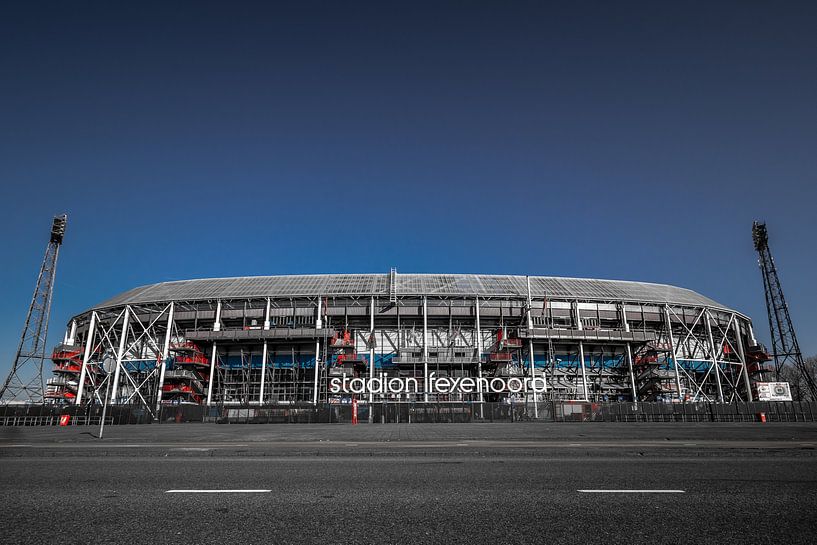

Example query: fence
[2,401,817,425]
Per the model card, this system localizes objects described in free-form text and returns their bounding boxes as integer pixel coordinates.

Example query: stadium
[44,271,772,414]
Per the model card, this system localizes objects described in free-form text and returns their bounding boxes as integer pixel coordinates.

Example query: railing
[0,415,114,426]
[1,401,815,425]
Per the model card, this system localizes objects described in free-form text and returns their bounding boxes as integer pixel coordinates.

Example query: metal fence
[2,401,816,425]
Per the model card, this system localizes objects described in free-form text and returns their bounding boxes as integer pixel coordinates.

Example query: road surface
[2,423,816,544]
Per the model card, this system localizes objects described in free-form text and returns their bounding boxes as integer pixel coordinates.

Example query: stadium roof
[91,274,734,312]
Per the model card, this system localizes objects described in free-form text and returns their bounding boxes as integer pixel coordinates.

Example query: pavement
[2,423,817,544]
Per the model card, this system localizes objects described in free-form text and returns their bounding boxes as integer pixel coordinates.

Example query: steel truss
[1,215,66,404]
[52,287,761,410]
[71,304,175,418]
[752,221,816,398]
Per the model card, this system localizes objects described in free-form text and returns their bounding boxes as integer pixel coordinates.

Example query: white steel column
[475,297,484,418]
[574,301,582,331]
[578,340,589,402]
[206,305,221,406]
[625,343,637,401]
[748,323,757,346]
[621,305,638,402]
[75,312,97,405]
[526,277,538,418]
[213,300,222,332]
[259,298,270,404]
[313,297,322,405]
[423,296,429,403]
[64,320,77,346]
[154,303,175,412]
[263,298,271,330]
[259,341,268,404]
[369,296,375,401]
[734,319,753,402]
[110,307,131,405]
[705,310,725,402]
[575,301,588,401]
[206,343,217,405]
[313,337,321,405]
[369,296,375,423]
[664,306,684,400]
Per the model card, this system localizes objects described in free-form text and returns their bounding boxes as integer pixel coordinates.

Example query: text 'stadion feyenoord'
[329,372,547,395]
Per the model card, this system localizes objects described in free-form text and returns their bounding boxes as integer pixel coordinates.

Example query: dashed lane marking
[165,489,271,493]
[578,489,685,493]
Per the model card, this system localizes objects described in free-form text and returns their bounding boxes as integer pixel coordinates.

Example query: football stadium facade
[46,272,771,412]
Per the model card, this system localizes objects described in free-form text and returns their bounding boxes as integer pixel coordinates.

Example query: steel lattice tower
[752,221,816,399]
[0,215,67,404]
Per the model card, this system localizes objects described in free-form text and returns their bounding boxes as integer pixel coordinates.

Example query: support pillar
[475,297,484,418]
[213,300,222,332]
[705,310,725,402]
[110,307,131,405]
[621,305,637,402]
[575,301,588,401]
[665,306,684,401]
[626,343,637,402]
[206,342,217,405]
[75,312,97,405]
[734,318,753,402]
[578,340,589,402]
[259,341,268,404]
[748,323,758,346]
[313,297,322,405]
[423,296,429,403]
[259,298,270,404]
[526,276,538,418]
[154,303,175,412]
[207,301,222,406]
[369,296,375,423]
[64,320,77,346]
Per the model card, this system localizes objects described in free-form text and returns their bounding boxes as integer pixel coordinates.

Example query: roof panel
[91,273,733,312]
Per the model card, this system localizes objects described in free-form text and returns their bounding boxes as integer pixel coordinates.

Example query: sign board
[755,382,793,401]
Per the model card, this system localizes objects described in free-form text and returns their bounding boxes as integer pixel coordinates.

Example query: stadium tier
[47,273,771,407]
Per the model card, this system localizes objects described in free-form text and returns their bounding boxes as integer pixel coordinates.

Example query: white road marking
[165,489,271,493]
[578,489,685,493]
[79,443,249,448]
[456,443,468,446]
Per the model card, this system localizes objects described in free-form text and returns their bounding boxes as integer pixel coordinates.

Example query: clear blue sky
[1,1,816,380]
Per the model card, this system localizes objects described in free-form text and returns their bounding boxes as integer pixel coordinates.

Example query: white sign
[329,372,546,395]
[755,382,792,401]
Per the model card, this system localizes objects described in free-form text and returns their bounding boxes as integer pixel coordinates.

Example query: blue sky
[1,1,816,379]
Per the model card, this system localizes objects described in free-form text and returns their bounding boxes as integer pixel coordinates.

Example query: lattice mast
[0,215,67,404]
[752,221,816,398]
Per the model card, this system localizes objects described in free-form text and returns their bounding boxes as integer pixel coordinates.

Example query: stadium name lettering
[329,373,546,394]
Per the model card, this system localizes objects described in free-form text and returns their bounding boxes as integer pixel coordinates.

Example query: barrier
[1,401,816,425]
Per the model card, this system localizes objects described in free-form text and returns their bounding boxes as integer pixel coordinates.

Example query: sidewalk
[3,421,817,446]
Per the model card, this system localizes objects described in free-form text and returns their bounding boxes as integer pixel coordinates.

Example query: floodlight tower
[0,215,67,404]
[752,221,816,399]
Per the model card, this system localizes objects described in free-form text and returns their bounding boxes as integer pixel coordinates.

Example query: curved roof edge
[87,273,741,315]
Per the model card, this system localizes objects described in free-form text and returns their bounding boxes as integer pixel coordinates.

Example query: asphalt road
[2,423,817,544]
